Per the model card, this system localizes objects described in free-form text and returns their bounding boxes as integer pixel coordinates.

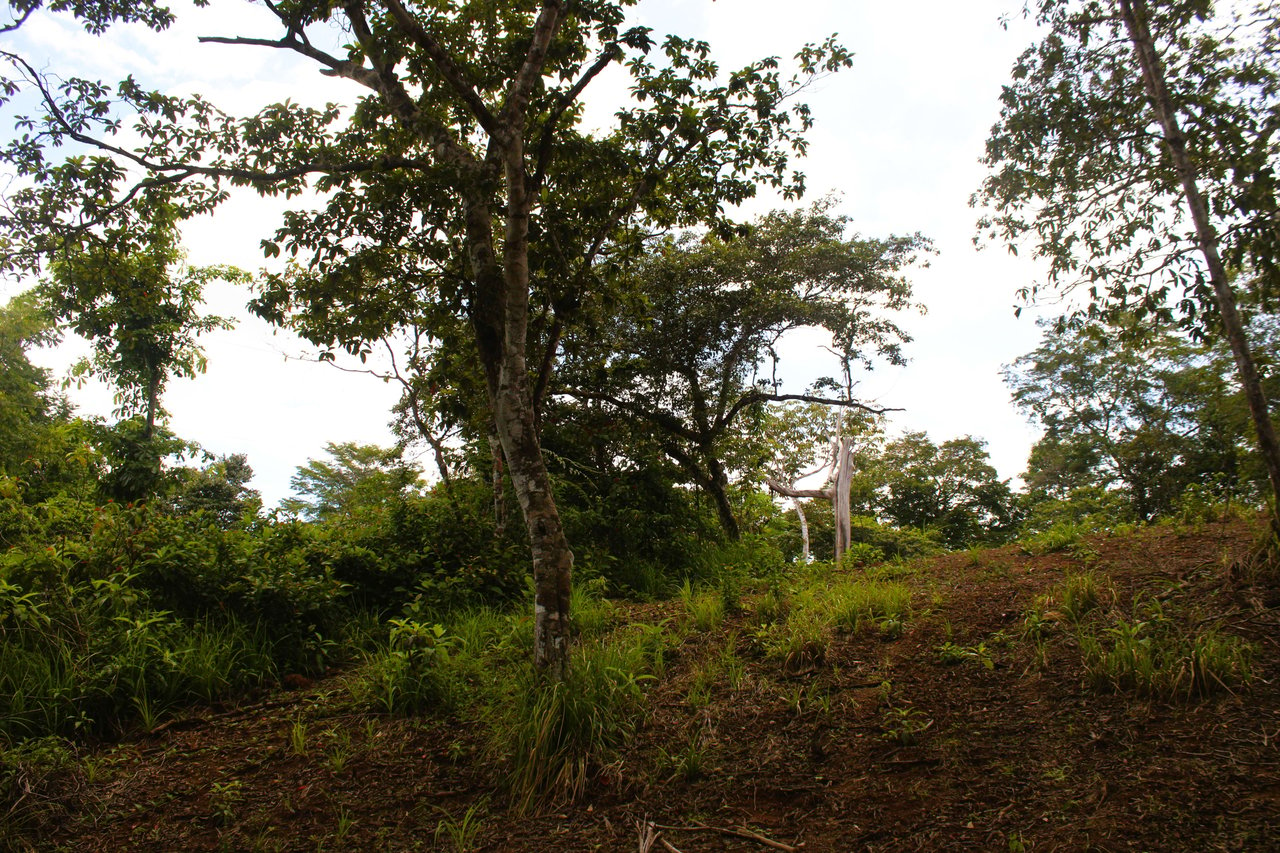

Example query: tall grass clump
[502,628,660,813]
[0,590,277,741]
[827,579,911,633]
[1077,604,1253,700]
[570,576,616,639]
[1023,571,1116,642]
[679,579,725,633]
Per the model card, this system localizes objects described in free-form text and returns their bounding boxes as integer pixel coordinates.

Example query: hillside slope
[14,520,1280,852]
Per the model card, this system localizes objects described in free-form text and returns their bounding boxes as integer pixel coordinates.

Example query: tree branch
[764,477,831,500]
[558,386,701,443]
[724,391,899,428]
[531,40,621,194]
[383,0,501,137]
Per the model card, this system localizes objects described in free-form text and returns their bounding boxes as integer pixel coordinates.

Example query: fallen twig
[654,822,801,852]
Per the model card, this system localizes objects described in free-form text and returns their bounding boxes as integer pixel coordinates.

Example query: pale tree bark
[833,437,854,561]
[794,498,811,563]
[1119,0,1280,535]
[767,435,856,564]
[487,431,508,538]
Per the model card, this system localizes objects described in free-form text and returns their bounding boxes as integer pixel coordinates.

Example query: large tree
[977,0,1280,533]
[1007,317,1273,519]
[558,202,925,539]
[0,1,850,676]
[862,431,1017,549]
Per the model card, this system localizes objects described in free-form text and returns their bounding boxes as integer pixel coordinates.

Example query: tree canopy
[0,0,853,676]
[557,201,926,539]
[976,0,1280,528]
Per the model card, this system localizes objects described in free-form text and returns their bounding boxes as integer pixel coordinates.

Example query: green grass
[500,632,657,813]
[1021,521,1085,556]
[827,579,911,633]
[679,579,726,633]
[1077,608,1253,700]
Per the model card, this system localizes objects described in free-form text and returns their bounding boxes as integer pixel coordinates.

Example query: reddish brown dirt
[15,520,1280,852]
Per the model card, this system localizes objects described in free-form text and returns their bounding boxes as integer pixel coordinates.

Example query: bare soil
[16,519,1280,852]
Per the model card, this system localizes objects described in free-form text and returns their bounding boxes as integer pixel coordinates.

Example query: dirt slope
[18,520,1280,852]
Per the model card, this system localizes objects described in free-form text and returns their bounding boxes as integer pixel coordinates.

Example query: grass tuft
[502,631,658,813]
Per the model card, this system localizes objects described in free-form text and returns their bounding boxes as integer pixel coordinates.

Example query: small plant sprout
[288,719,308,756]
[334,805,355,842]
[433,798,487,852]
[881,706,932,747]
[209,779,244,827]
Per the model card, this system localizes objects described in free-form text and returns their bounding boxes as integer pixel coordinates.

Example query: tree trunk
[793,497,811,563]
[488,430,508,538]
[704,455,741,541]
[833,436,853,563]
[1120,0,1280,534]
[767,477,833,562]
[495,380,573,681]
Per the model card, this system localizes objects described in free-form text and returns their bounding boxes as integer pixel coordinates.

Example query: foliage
[977,0,1280,329]
[0,0,857,677]
[40,216,239,429]
[356,620,461,716]
[868,432,1020,549]
[978,0,1280,526]
[1077,606,1253,700]
[1008,318,1274,520]
[0,493,386,741]
[500,629,660,813]
[545,440,719,598]
[280,442,419,522]
[557,201,926,539]
[163,453,261,529]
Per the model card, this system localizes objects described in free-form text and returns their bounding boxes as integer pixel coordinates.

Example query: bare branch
[724,391,899,428]
[765,477,830,500]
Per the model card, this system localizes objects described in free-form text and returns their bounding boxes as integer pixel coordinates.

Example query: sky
[0,0,1057,506]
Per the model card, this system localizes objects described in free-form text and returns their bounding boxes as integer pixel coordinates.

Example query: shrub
[356,619,461,716]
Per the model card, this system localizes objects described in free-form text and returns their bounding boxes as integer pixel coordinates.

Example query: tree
[976,0,1280,532]
[559,202,925,540]
[40,214,238,441]
[1007,317,1271,519]
[166,453,262,529]
[282,442,418,522]
[0,293,61,478]
[0,1,854,678]
[867,432,1017,549]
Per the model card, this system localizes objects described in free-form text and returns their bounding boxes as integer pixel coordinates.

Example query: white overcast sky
[1,1,1058,506]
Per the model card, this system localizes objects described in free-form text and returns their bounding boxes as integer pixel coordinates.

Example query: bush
[355,619,461,716]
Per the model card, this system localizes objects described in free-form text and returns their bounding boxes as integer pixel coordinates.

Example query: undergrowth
[1024,572,1254,700]
[499,625,665,813]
